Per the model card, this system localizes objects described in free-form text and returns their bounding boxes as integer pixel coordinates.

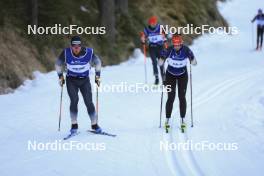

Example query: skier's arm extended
[55,50,65,77]
[90,53,102,87]
[140,28,149,44]
[55,50,66,86]
[251,15,257,23]
[186,46,197,66]
[90,53,101,77]
[158,47,171,66]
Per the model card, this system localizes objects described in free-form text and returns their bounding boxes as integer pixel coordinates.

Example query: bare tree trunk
[31,0,38,26]
[115,0,128,15]
[99,0,115,42]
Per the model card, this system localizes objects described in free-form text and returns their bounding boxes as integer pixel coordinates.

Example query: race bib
[167,58,187,68]
[148,34,164,43]
[67,63,91,73]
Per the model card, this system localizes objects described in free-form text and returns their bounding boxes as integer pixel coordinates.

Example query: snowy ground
[0,0,264,175]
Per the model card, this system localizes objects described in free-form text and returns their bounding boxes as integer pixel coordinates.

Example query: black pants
[149,45,164,78]
[257,26,264,48]
[66,76,96,124]
[165,71,188,118]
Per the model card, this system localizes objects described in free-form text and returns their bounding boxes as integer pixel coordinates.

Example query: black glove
[59,75,65,87]
[158,58,165,66]
[95,76,100,87]
[162,79,167,86]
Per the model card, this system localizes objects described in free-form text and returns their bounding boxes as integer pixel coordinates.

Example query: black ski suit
[55,47,101,125]
[161,45,195,119]
[252,13,264,48]
[143,25,166,79]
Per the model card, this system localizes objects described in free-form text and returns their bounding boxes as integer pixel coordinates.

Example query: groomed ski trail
[162,68,264,176]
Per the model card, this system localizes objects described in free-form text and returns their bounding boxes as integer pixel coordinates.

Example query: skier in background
[251,9,264,50]
[140,16,171,85]
[55,36,102,134]
[159,35,197,131]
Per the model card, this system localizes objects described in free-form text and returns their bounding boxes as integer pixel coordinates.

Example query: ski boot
[63,124,79,140]
[165,118,170,133]
[70,124,78,134]
[92,124,102,133]
[180,118,186,133]
[154,76,159,85]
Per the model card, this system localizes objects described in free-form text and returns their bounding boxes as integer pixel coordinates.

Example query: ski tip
[63,136,70,140]
[63,132,80,140]
[87,130,117,137]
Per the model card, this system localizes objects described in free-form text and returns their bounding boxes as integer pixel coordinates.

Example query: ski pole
[190,63,194,127]
[252,23,254,49]
[58,85,63,131]
[159,63,165,128]
[96,85,99,124]
[143,44,148,84]
[140,32,148,84]
[159,88,163,128]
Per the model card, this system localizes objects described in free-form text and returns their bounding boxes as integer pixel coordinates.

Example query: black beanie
[71,36,81,45]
